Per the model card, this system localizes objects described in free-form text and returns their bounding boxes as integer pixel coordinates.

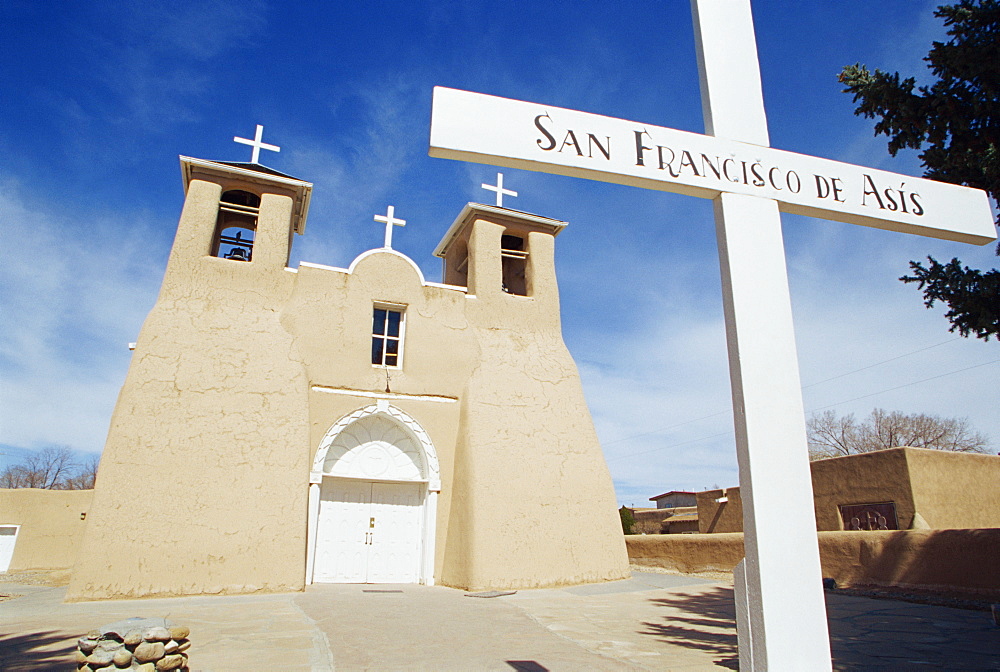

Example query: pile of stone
[75,617,190,671]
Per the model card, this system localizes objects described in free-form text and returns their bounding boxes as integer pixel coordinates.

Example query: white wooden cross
[234,124,281,164]
[482,172,518,207]
[374,205,406,249]
[429,1,995,670]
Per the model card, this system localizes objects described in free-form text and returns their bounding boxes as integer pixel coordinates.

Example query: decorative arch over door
[306,400,440,585]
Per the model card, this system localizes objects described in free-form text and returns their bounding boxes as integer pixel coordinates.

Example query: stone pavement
[2,571,998,670]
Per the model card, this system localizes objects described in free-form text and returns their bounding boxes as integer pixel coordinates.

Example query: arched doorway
[306,401,440,585]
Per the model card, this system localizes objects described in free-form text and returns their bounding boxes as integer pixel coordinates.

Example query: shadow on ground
[641,586,739,670]
[506,661,549,671]
[0,630,75,671]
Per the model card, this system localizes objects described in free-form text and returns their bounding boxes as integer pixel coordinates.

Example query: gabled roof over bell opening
[433,202,567,259]
[180,156,313,235]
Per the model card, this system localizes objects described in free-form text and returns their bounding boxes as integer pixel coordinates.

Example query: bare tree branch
[63,454,100,490]
[0,448,100,489]
[807,408,990,460]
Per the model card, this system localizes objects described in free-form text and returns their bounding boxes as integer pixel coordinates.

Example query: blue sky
[1,1,997,506]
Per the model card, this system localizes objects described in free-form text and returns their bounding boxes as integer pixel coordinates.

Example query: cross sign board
[429,1,995,670]
[429,89,993,244]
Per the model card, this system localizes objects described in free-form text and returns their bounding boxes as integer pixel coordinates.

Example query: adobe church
[65,133,629,601]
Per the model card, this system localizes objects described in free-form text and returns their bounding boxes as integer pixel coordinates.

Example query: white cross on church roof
[481,172,518,208]
[233,124,281,164]
[374,205,406,249]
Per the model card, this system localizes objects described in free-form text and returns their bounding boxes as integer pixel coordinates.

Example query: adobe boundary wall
[0,488,93,571]
[697,448,1000,533]
[630,507,699,535]
[627,528,1000,600]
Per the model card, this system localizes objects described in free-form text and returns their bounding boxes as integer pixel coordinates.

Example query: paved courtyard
[1,571,997,670]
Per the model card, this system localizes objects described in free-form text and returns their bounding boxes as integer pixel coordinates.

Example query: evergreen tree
[618,505,635,535]
[839,0,1000,340]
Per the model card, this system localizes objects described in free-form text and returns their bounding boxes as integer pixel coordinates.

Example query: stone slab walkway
[2,571,998,670]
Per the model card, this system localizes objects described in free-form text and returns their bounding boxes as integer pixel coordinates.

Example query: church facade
[66,156,628,601]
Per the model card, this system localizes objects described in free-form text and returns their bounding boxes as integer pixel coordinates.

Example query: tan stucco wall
[631,508,666,534]
[285,219,629,590]
[697,488,744,533]
[631,507,698,534]
[904,448,1000,529]
[68,180,311,601]
[818,528,1000,597]
[809,448,916,530]
[69,166,627,600]
[694,448,999,533]
[441,220,628,590]
[0,489,93,571]
[286,252,474,582]
[627,533,746,574]
[627,529,1000,599]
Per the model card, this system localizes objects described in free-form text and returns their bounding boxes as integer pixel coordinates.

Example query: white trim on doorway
[306,402,440,586]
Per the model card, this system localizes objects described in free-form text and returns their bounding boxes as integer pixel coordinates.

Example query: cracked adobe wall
[67,178,310,601]
[281,251,476,581]
[442,217,630,590]
[69,165,626,597]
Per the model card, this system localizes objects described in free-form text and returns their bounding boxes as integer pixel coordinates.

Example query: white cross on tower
[233,124,281,164]
[481,172,518,208]
[374,205,406,249]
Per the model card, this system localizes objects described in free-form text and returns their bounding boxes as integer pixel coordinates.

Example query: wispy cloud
[573,200,998,506]
[3,0,994,510]
[0,179,162,452]
[59,0,268,133]
[287,75,433,269]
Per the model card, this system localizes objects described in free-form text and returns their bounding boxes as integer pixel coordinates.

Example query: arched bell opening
[212,190,260,262]
[306,403,440,586]
[500,232,528,295]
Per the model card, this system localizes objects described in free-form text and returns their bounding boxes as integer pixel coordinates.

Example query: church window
[212,190,260,262]
[501,234,528,295]
[372,304,405,367]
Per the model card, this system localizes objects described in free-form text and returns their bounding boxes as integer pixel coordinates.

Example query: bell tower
[433,200,629,591]
[170,157,312,274]
[434,203,565,301]
[68,138,316,601]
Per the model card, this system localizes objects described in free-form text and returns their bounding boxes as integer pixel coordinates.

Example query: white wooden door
[0,525,19,572]
[367,482,423,583]
[314,480,371,583]
[313,480,424,583]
